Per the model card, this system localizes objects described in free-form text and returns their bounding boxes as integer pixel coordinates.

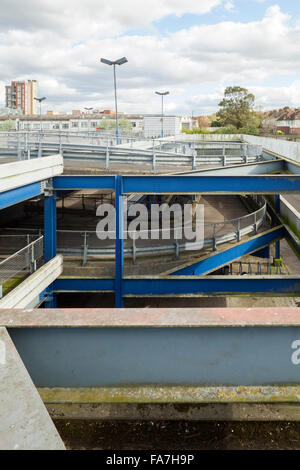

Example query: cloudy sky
[1,0,300,115]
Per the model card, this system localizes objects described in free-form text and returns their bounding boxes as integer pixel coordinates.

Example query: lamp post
[84,107,94,136]
[155,91,169,138]
[34,97,47,132]
[100,57,128,144]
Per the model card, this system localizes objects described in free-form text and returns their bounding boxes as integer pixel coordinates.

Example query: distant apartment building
[5,80,38,115]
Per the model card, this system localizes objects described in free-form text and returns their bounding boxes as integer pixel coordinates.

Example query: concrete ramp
[0,327,65,449]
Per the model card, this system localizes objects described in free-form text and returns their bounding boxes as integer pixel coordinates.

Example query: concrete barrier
[0,255,63,308]
[280,196,300,235]
[0,154,63,193]
[244,135,300,165]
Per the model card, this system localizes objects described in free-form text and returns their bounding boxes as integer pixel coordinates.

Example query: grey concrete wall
[280,196,300,233]
[244,135,300,164]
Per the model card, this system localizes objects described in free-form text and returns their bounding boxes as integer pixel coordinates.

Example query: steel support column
[115,175,124,307]
[44,191,57,308]
[275,194,281,259]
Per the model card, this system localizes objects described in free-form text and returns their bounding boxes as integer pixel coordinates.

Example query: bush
[213,125,238,134]
[182,128,211,134]
[239,125,260,135]
[211,120,222,127]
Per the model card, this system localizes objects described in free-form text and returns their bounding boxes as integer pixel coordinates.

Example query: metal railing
[1,137,263,169]
[0,236,43,298]
[55,196,266,264]
[0,197,266,266]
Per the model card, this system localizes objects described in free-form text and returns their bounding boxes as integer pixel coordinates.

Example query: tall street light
[84,107,94,136]
[34,97,47,131]
[100,57,128,144]
[155,91,169,138]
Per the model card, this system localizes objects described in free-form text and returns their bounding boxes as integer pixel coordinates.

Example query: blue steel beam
[7,322,300,387]
[0,182,42,211]
[171,226,285,275]
[122,175,300,194]
[123,276,300,296]
[52,175,115,190]
[54,278,114,292]
[54,276,300,296]
[52,174,300,194]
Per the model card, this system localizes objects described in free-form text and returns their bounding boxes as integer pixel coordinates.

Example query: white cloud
[0,0,223,39]
[0,3,300,114]
[225,1,235,11]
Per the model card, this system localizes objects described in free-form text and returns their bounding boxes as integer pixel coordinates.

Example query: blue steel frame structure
[1,174,300,307]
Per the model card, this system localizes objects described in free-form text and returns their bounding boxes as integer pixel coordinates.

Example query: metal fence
[56,196,266,264]
[0,236,43,298]
[0,131,263,169]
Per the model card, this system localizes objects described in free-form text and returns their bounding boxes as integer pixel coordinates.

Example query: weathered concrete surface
[0,255,63,308]
[45,402,300,422]
[2,306,300,327]
[0,154,63,193]
[0,327,65,450]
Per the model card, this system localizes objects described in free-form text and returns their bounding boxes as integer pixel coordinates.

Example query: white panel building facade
[143,116,181,138]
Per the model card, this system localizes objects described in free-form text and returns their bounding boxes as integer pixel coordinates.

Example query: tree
[0,119,15,131]
[216,86,256,129]
[98,117,133,131]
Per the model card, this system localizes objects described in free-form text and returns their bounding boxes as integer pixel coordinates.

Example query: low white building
[0,114,144,134]
[143,116,181,138]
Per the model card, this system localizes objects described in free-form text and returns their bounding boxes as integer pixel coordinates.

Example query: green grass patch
[2,275,27,296]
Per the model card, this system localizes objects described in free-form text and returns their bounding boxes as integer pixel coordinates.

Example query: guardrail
[55,196,266,264]
[1,138,263,169]
[0,198,266,265]
[0,236,43,298]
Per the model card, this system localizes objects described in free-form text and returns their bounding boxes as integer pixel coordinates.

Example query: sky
[1,0,300,116]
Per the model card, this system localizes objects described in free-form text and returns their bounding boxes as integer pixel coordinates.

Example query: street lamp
[155,91,169,138]
[84,107,94,136]
[34,97,47,131]
[100,57,128,144]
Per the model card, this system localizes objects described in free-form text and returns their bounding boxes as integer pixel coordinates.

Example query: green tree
[216,86,256,129]
[98,117,133,131]
[0,119,15,131]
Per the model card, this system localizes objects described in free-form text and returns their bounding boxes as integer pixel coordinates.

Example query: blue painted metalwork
[43,285,57,308]
[52,175,300,195]
[275,195,281,258]
[54,276,300,296]
[171,227,285,275]
[44,195,56,262]
[52,175,115,190]
[122,175,300,194]
[122,276,300,296]
[0,182,41,211]
[115,175,124,308]
[9,326,300,387]
[54,278,114,292]
[44,194,57,308]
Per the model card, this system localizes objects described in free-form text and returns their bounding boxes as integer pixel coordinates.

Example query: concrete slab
[0,255,63,308]
[0,327,65,449]
[0,154,63,193]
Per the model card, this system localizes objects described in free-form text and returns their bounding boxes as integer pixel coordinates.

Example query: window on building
[71,121,79,127]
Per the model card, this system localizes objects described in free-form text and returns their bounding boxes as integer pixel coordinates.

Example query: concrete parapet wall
[280,196,300,234]
[244,135,300,164]
[0,154,63,193]
[0,255,63,308]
